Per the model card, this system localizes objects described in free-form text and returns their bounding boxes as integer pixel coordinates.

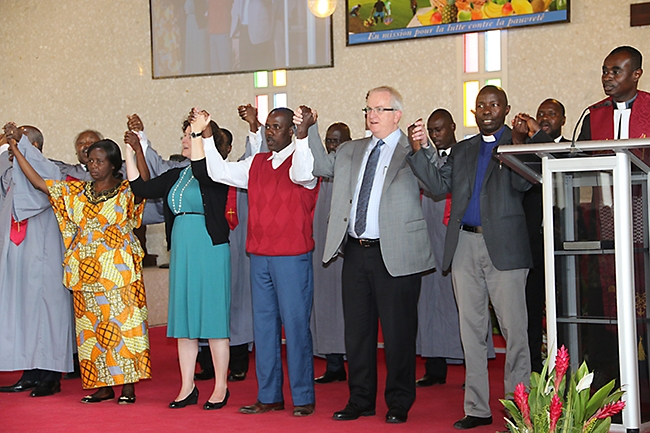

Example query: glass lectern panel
[552,169,650,423]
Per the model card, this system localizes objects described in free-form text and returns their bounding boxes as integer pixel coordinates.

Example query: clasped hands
[292,106,318,140]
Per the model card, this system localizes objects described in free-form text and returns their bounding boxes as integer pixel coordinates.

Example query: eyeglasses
[362,107,396,114]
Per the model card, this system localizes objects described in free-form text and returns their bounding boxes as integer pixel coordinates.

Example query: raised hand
[124,130,143,154]
[189,107,210,133]
[127,114,144,132]
[3,122,22,144]
[407,118,427,152]
[511,113,531,144]
[238,104,261,132]
[295,105,316,139]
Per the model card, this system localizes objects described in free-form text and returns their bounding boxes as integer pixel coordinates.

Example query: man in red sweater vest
[192,107,319,417]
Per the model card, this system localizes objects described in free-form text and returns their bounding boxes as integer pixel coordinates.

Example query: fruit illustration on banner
[442,0,458,23]
[482,0,504,18]
[430,8,443,23]
[512,0,533,14]
[458,9,472,21]
[530,0,545,12]
[501,1,513,15]
[470,2,483,19]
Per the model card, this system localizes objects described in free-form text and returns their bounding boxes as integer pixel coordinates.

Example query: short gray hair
[366,86,404,112]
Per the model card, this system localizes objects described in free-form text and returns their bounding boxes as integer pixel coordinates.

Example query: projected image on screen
[150,0,333,78]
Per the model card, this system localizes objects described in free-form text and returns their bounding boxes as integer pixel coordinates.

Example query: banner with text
[346,0,569,46]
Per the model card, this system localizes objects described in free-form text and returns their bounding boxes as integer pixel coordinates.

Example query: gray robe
[416,153,495,360]
[228,135,267,346]
[0,137,74,373]
[310,178,345,355]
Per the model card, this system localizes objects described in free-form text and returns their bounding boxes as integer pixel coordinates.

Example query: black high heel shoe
[203,389,229,410]
[169,387,199,408]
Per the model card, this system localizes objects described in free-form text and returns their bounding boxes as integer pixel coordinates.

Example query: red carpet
[0,326,508,432]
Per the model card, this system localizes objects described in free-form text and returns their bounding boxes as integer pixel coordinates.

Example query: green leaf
[591,418,612,433]
[585,380,616,417]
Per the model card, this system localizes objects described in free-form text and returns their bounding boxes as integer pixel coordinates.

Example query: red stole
[225,186,238,230]
[10,215,27,245]
[589,90,650,165]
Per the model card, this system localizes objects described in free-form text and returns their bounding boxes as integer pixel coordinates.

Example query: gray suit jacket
[407,127,532,272]
[309,126,434,277]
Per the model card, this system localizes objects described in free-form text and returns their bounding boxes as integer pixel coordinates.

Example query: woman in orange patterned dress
[7,129,151,404]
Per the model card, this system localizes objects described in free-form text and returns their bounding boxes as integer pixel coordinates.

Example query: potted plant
[501,345,626,433]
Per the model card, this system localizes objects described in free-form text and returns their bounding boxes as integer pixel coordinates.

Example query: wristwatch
[190,131,202,138]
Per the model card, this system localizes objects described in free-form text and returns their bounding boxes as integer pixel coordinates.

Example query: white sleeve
[249,129,262,155]
[138,130,150,154]
[290,137,317,189]
[203,135,253,189]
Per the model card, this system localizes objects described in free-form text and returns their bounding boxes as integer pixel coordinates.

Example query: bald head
[325,122,351,153]
[20,125,43,151]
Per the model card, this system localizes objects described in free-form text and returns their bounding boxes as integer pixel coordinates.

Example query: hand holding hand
[189,107,210,134]
[295,105,316,139]
[124,130,142,153]
[511,114,530,144]
[407,118,427,152]
[127,114,144,132]
[238,104,261,132]
[3,122,21,144]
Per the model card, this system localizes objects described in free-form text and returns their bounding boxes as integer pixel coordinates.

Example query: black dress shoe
[81,388,115,403]
[314,370,347,384]
[0,379,39,393]
[194,369,215,381]
[204,389,229,410]
[416,374,446,387]
[30,381,61,397]
[332,404,376,421]
[169,387,199,408]
[386,407,408,424]
[454,415,493,429]
[228,371,246,381]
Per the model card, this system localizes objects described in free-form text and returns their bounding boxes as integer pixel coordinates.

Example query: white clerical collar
[615,93,637,110]
[482,134,496,142]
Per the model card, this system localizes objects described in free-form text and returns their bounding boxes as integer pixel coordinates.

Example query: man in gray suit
[295,85,434,424]
[407,85,532,430]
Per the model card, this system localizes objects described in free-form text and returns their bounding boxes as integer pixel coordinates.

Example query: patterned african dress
[46,179,151,389]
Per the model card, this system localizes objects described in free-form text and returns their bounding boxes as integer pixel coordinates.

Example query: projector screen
[150,0,333,78]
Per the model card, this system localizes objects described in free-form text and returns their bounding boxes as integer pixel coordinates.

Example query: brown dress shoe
[293,404,315,416]
[239,400,285,414]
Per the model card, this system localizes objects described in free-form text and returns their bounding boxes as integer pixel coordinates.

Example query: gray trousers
[452,230,531,418]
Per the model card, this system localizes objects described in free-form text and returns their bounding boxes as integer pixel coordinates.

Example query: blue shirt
[461,126,506,226]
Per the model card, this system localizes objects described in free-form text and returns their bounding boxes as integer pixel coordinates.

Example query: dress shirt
[614,94,636,140]
[203,129,317,190]
[349,128,399,239]
[461,126,506,227]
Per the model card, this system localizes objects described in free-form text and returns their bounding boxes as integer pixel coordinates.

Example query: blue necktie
[355,139,384,237]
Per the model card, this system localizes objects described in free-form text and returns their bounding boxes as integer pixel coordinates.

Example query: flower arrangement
[501,345,626,433]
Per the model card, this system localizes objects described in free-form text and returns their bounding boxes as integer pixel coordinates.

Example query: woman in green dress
[126,116,231,410]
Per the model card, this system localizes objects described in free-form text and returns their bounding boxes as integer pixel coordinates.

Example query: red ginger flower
[554,345,570,391]
[549,393,563,432]
[514,382,533,429]
[594,401,626,419]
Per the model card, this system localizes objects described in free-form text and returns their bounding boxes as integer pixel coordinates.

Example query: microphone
[571,100,612,148]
